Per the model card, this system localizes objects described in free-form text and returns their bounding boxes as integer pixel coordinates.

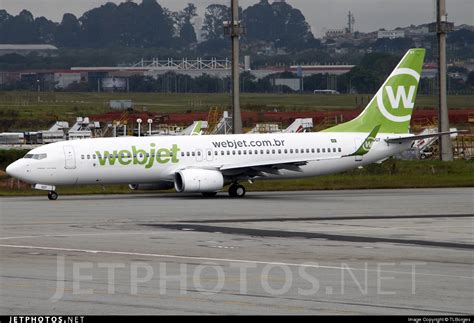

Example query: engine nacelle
[174,169,224,193]
[128,182,174,191]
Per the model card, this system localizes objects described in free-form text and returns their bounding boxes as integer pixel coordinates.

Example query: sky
[1,0,473,37]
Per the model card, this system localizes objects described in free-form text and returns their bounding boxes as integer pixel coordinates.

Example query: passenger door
[63,145,76,169]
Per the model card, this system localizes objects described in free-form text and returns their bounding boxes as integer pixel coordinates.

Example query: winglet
[347,125,381,156]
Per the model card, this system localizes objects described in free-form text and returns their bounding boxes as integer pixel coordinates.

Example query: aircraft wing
[219,155,341,177]
[384,130,466,144]
[219,125,381,177]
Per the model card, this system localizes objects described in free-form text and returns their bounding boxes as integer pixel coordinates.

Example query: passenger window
[207,151,211,156]
[232,151,236,155]
[249,150,252,155]
[243,150,246,155]
[238,150,241,155]
[266,150,270,154]
[81,155,84,159]
[181,152,185,157]
[260,150,264,154]
[215,151,218,156]
[327,148,331,152]
[197,151,201,156]
[322,148,325,153]
[333,148,337,153]
[227,151,231,155]
[221,151,225,156]
[255,150,258,155]
[192,152,195,157]
[93,155,96,159]
[290,149,293,154]
[278,149,281,154]
[272,149,275,154]
[186,152,190,157]
[338,148,342,152]
[295,149,299,153]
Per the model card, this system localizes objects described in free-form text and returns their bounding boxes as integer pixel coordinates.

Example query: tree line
[0,0,314,52]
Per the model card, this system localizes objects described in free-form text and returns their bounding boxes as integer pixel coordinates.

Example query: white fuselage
[7,132,411,187]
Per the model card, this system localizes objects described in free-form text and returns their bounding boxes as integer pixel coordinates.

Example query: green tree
[2,10,39,43]
[174,3,197,44]
[35,16,56,44]
[467,71,474,88]
[241,0,314,49]
[201,4,230,41]
[242,0,274,42]
[346,52,400,93]
[56,14,80,47]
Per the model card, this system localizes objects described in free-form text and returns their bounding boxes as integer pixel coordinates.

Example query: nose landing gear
[47,191,59,200]
[32,184,58,201]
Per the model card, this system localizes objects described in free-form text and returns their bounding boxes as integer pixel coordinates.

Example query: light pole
[224,0,245,134]
[36,79,40,102]
[136,118,142,137]
[147,118,153,136]
[436,0,454,161]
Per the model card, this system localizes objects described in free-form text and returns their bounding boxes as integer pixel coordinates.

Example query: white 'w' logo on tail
[385,86,416,109]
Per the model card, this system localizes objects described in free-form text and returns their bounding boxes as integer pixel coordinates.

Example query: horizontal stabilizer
[385,130,467,144]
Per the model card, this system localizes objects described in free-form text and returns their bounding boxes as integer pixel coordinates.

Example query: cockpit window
[24,153,47,160]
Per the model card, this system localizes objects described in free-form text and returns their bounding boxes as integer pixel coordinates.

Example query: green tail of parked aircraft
[6,48,462,200]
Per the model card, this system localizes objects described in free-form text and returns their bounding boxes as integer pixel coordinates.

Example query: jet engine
[174,169,224,193]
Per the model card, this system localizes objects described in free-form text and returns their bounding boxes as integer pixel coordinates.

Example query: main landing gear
[48,191,59,200]
[228,183,246,198]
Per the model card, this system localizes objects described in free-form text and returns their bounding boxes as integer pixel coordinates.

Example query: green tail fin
[190,121,202,136]
[323,48,426,134]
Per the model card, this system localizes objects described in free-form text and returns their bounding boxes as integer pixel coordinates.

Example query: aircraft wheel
[229,184,245,198]
[48,191,58,200]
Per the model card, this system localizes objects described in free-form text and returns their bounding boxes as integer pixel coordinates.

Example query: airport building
[0,44,58,57]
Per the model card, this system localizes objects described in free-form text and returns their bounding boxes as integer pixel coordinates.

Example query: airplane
[5,48,458,200]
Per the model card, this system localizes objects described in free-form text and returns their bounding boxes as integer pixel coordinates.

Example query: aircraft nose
[6,161,21,179]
